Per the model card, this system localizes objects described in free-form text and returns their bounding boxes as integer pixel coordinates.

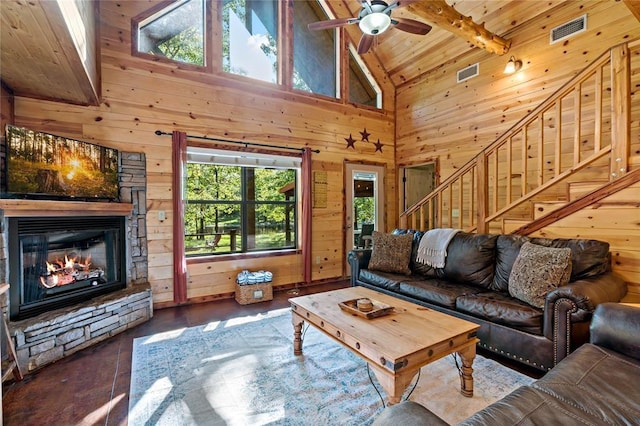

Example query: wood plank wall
[12,1,396,306]
[396,1,640,293]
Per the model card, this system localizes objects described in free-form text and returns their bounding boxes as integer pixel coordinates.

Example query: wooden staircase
[400,38,640,235]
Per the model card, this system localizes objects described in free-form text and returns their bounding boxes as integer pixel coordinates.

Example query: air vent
[550,14,587,44]
[457,63,479,83]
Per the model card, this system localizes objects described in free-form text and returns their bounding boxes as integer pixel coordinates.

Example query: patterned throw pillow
[508,242,572,308]
[368,231,413,275]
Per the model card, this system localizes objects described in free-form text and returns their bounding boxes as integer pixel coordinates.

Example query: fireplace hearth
[8,216,127,320]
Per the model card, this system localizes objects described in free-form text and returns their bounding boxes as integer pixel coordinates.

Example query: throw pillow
[508,242,572,308]
[368,231,413,275]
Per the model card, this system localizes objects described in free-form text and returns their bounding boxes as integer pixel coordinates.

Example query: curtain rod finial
[155,130,163,136]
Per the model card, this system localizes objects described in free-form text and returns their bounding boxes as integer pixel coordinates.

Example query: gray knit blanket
[415,228,460,268]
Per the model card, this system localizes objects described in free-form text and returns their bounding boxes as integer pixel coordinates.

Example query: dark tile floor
[2,281,349,426]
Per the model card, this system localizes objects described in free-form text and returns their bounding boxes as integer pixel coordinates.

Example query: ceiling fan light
[359,13,391,35]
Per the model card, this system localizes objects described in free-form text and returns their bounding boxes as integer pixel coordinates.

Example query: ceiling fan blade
[357,34,374,54]
[308,18,356,31]
[392,18,432,35]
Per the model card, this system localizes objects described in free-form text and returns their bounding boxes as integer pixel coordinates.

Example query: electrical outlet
[158,210,166,221]
[315,256,321,264]
[452,209,459,218]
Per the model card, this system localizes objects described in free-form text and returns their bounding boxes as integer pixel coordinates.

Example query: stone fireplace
[0,152,153,373]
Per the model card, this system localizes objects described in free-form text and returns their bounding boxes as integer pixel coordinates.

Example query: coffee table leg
[457,345,476,397]
[292,315,304,356]
[368,363,418,406]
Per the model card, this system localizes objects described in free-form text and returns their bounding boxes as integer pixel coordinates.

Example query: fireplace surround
[0,152,153,374]
[7,216,127,320]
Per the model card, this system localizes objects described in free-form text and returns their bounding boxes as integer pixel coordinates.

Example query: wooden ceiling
[333,0,565,86]
[1,1,639,105]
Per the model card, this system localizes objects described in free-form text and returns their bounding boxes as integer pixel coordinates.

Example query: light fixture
[358,1,392,35]
[359,12,391,35]
[504,56,522,74]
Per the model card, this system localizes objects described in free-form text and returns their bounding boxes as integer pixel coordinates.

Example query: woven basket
[235,282,273,305]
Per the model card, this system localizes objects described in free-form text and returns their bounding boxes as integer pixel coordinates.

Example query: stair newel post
[476,152,488,233]
[610,43,630,180]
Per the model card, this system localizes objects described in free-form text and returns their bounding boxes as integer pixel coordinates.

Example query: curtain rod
[154,130,320,153]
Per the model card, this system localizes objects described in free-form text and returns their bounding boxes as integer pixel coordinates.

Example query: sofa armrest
[347,249,371,287]
[590,303,640,361]
[543,273,627,364]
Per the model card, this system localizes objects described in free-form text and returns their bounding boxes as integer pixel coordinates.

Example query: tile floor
[2,281,348,425]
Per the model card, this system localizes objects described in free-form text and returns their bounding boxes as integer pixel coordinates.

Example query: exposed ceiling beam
[405,0,511,56]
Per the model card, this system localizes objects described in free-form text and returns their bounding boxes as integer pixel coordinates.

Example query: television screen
[5,125,119,200]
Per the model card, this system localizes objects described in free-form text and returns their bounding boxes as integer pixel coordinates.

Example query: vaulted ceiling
[2,0,639,105]
[335,0,640,86]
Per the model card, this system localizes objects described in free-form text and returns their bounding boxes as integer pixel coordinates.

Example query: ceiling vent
[550,14,587,44]
[457,63,479,83]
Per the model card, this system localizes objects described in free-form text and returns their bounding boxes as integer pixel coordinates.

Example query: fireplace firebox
[8,216,127,320]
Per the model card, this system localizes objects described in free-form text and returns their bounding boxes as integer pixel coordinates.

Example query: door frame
[344,162,385,277]
[398,159,439,218]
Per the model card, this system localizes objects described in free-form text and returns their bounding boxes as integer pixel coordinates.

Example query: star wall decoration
[343,128,385,153]
[344,134,356,149]
[360,128,371,142]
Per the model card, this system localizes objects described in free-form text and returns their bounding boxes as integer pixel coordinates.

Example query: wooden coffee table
[289,286,480,405]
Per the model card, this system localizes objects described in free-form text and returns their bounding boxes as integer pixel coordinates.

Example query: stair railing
[400,39,638,233]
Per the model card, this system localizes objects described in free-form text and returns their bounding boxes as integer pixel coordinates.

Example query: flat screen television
[4,125,119,201]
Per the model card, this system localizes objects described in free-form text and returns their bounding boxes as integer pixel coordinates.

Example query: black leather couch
[372,303,640,425]
[348,230,627,371]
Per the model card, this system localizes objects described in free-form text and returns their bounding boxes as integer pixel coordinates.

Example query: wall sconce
[504,56,522,74]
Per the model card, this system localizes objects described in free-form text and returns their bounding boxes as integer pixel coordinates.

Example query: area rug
[128,308,534,425]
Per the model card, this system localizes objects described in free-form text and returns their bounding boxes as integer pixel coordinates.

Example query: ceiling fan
[308,0,432,54]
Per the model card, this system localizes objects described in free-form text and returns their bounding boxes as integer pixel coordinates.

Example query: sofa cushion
[532,343,640,423]
[509,242,572,308]
[398,278,482,309]
[530,237,610,281]
[368,231,413,275]
[392,229,436,277]
[358,269,403,291]
[435,232,497,289]
[491,234,531,292]
[456,291,543,335]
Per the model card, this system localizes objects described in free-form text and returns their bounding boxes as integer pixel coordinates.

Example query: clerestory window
[135,0,206,67]
[185,148,299,256]
[133,1,381,108]
[292,0,338,98]
[348,47,381,108]
[222,0,279,83]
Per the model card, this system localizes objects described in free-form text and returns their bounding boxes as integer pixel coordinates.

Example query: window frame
[131,0,382,109]
[131,0,213,73]
[184,146,302,259]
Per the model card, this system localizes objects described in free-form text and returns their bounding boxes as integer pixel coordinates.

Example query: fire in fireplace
[7,216,127,320]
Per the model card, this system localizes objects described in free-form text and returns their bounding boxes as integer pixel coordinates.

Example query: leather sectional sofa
[372,303,640,425]
[347,230,628,371]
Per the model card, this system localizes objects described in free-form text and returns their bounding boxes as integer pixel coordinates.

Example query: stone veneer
[11,284,152,372]
[0,151,153,374]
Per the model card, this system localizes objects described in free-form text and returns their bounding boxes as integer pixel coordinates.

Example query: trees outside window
[222,0,278,83]
[133,1,381,108]
[185,162,297,256]
[136,0,205,66]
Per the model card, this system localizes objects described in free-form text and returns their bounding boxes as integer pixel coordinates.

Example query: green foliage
[155,27,204,66]
[185,163,296,253]
[354,197,375,226]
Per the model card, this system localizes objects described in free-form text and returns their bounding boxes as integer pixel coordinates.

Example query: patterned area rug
[129,308,534,425]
